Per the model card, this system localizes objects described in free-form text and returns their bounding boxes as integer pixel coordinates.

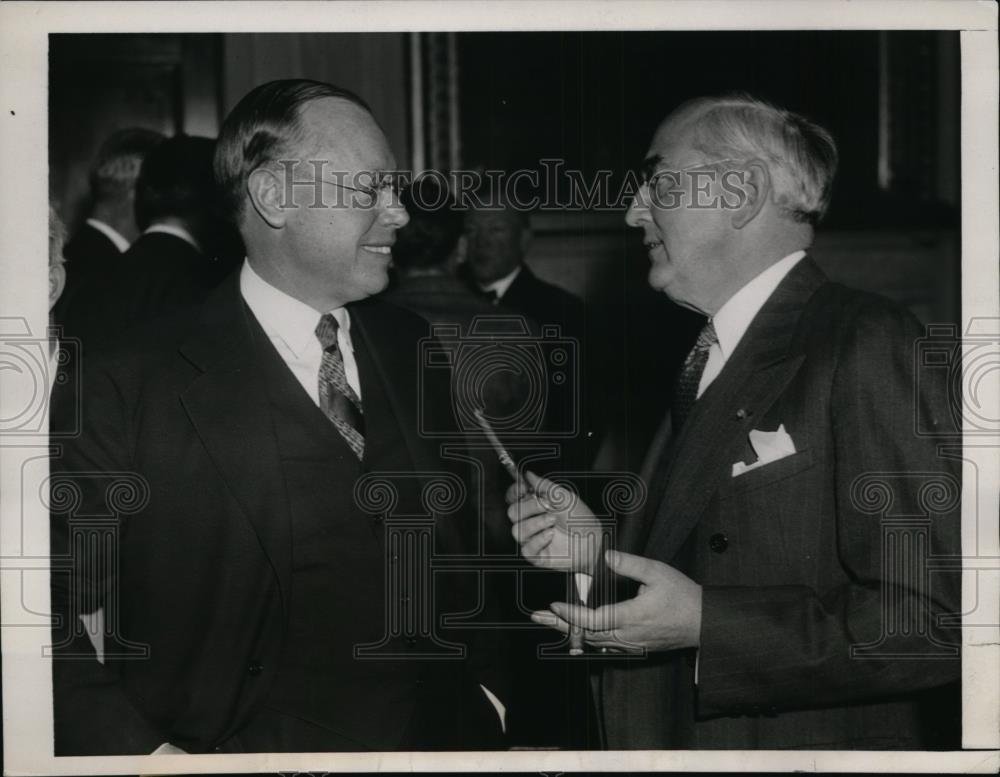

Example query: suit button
[247,660,264,676]
[709,533,729,553]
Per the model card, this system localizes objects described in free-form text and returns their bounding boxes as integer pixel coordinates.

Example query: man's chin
[367,269,391,296]
[648,266,673,295]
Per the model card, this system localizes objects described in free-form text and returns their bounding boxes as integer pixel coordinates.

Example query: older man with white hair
[508,94,961,749]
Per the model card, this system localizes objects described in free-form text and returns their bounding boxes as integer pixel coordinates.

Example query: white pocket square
[731,424,796,477]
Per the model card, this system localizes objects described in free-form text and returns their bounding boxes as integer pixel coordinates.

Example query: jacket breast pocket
[719,447,817,499]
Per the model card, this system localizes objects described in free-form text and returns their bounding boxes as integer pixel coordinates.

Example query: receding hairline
[290,96,386,157]
[648,99,732,157]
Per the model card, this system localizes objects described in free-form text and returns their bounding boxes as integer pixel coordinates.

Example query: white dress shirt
[698,250,806,397]
[85,218,130,253]
[239,260,361,402]
[144,223,203,254]
[479,264,522,300]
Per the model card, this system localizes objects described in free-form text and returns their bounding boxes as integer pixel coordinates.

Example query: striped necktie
[671,320,718,432]
[315,313,365,459]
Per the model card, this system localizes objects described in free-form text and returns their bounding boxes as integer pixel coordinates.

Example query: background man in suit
[385,178,595,748]
[462,197,583,330]
[89,134,226,347]
[461,193,604,475]
[54,128,164,342]
[51,79,506,755]
[507,94,961,749]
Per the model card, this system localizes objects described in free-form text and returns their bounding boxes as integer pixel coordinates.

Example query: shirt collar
[144,223,202,254]
[480,264,522,299]
[711,250,806,361]
[85,218,130,253]
[239,260,352,358]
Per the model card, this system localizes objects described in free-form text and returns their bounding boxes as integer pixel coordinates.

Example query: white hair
[672,94,839,225]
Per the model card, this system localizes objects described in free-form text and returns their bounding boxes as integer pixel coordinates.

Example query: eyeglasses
[642,158,743,190]
[319,172,409,208]
[632,157,745,210]
[280,167,409,210]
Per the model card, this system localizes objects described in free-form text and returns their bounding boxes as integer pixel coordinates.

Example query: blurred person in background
[54,128,163,343]
[461,187,604,476]
[79,135,227,351]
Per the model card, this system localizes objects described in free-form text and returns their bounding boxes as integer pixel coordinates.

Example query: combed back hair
[49,205,66,268]
[89,128,165,201]
[214,79,371,225]
[674,94,838,225]
[135,135,218,231]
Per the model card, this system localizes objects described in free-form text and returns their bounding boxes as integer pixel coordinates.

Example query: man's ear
[48,263,66,312]
[247,167,289,229]
[730,159,770,230]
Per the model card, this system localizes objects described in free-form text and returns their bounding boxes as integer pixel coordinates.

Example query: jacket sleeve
[695,300,962,715]
[50,359,166,755]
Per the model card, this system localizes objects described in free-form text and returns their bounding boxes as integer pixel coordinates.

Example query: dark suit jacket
[102,232,223,338]
[597,257,961,749]
[50,274,505,754]
[385,271,539,552]
[493,265,603,472]
[501,265,585,339]
[60,231,223,357]
[54,222,124,345]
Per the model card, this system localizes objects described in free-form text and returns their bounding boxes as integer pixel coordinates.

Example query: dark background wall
[48,30,961,469]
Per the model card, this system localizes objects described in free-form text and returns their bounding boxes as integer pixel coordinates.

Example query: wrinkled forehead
[294,96,396,172]
[642,112,702,174]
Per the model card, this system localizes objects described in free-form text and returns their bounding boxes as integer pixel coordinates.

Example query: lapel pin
[736,408,752,420]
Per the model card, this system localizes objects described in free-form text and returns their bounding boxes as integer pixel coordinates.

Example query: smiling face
[625,119,736,315]
[267,97,409,310]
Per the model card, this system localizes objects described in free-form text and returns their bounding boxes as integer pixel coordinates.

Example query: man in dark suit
[55,128,164,343]
[462,201,584,334]
[507,94,961,749]
[50,79,506,755]
[461,195,604,478]
[76,135,226,352]
[386,177,595,748]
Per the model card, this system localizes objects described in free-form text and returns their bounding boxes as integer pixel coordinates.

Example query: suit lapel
[641,257,826,562]
[620,410,673,554]
[349,301,438,475]
[350,302,472,557]
[178,275,293,617]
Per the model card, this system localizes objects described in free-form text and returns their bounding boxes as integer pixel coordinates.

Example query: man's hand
[531,549,703,652]
[505,470,603,573]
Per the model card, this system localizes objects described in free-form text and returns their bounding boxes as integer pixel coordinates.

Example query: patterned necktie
[315,313,365,459]
[671,320,718,432]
